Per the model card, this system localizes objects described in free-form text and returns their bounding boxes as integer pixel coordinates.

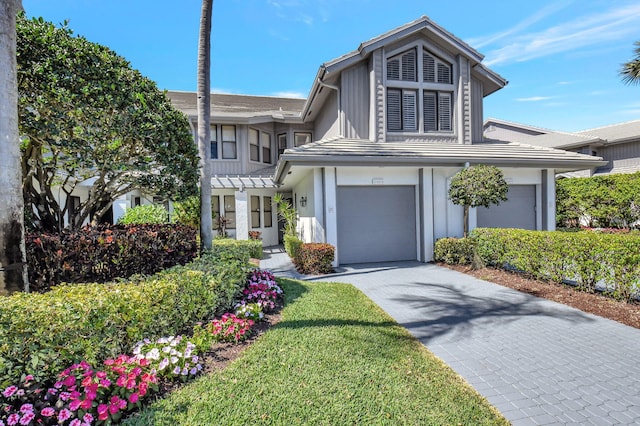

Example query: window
[249,128,260,162]
[132,196,141,208]
[277,133,287,158]
[262,133,271,164]
[221,125,237,159]
[263,196,272,228]
[294,132,312,147]
[251,196,260,228]
[385,46,454,133]
[212,195,220,220]
[224,195,235,229]
[210,125,218,159]
[249,129,273,164]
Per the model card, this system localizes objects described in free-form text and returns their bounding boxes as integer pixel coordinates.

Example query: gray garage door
[337,186,416,264]
[477,185,536,230]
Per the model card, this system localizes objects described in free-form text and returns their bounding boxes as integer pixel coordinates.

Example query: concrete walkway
[261,248,640,425]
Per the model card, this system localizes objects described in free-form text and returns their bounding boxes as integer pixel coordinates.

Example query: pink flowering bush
[242,269,283,312]
[193,314,254,346]
[132,336,203,381]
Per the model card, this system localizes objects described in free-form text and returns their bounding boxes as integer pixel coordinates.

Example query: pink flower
[95,371,107,379]
[58,409,72,421]
[19,404,33,414]
[40,407,56,417]
[19,412,35,425]
[116,375,126,387]
[6,414,20,426]
[128,392,139,404]
[83,413,94,424]
[81,398,92,410]
[2,386,17,398]
[139,358,150,367]
[69,399,82,411]
[126,379,136,390]
[97,404,108,415]
[63,375,76,387]
[59,391,71,401]
[99,379,111,387]
[118,398,127,409]
[24,375,34,382]
[69,419,81,426]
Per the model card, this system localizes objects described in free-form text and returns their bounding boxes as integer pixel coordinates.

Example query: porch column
[313,168,325,242]
[235,190,249,240]
[420,168,435,262]
[542,169,556,231]
[323,167,338,267]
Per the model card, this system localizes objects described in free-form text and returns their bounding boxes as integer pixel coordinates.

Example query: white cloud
[482,3,640,66]
[211,87,235,94]
[516,96,554,102]
[272,91,306,98]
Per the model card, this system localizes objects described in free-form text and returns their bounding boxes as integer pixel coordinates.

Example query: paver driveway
[262,248,640,425]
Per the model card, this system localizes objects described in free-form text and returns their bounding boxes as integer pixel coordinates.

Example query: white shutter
[387,89,402,131]
[387,58,400,80]
[401,49,416,81]
[439,92,452,131]
[402,90,417,131]
[423,91,437,131]
[423,52,435,82]
[437,62,452,84]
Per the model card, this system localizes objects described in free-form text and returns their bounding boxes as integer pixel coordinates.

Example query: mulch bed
[440,263,640,329]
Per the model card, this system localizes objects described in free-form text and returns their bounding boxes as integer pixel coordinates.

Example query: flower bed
[0,268,284,425]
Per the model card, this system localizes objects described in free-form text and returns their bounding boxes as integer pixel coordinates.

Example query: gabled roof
[166,91,305,123]
[302,16,507,121]
[484,118,551,136]
[274,138,606,184]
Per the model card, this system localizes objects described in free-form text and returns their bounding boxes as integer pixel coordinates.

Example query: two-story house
[169,16,604,266]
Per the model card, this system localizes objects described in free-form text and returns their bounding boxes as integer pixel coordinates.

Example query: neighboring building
[169,16,603,266]
[484,118,640,177]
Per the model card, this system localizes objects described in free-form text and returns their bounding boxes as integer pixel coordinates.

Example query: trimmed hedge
[295,243,335,275]
[471,228,640,301]
[211,238,263,260]
[284,235,303,260]
[0,248,250,387]
[26,224,197,292]
[434,237,476,265]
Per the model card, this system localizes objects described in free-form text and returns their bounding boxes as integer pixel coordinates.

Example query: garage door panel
[337,186,416,264]
[477,185,536,230]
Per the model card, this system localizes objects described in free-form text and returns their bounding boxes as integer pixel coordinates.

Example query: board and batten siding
[314,91,341,141]
[471,77,484,142]
[341,63,370,140]
[600,142,640,172]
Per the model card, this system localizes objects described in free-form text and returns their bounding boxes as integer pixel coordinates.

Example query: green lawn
[126,279,507,425]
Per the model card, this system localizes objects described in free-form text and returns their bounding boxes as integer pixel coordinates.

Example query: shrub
[0,246,249,387]
[173,196,200,228]
[210,238,262,261]
[471,228,640,301]
[434,237,476,265]
[117,205,170,225]
[241,269,283,312]
[295,243,335,275]
[26,224,197,291]
[284,235,302,260]
[197,314,254,344]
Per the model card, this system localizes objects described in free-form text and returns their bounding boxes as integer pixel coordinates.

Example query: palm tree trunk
[0,0,28,293]
[197,0,213,250]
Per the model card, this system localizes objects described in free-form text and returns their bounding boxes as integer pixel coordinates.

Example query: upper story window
[386,46,454,134]
[249,128,273,164]
[277,133,287,159]
[210,125,237,160]
[294,132,312,147]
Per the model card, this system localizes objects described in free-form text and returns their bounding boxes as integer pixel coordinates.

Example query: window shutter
[387,58,400,80]
[423,91,437,131]
[402,90,417,131]
[423,52,435,82]
[437,62,452,84]
[401,49,416,81]
[387,89,402,131]
[439,92,452,131]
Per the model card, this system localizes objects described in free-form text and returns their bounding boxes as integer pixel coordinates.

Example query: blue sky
[22,0,640,132]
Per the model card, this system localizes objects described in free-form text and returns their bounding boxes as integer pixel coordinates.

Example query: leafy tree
[449,165,508,237]
[273,193,297,236]
[17,16,199,232]
[197,0,214,250]
[0,0,28,293]
[173,195,201,228]
[621,41,640,85]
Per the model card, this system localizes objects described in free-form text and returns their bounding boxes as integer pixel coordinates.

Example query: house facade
[169,16,603,266]
[484,118,640,177]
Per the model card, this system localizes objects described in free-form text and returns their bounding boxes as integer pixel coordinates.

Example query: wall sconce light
[299,196,307,207]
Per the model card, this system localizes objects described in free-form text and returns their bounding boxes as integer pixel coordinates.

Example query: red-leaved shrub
[294,243,335,275]
[26,224,197,291]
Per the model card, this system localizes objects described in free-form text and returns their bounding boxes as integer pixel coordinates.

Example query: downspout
[317,78,343,137]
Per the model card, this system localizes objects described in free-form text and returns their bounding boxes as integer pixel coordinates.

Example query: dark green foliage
[449,165,508,236]
[556,172,640,228]
[117,205,170,225]
[294,243,335,274]
[173,196,200,228]
[0,245,250,387]
[25,224,197,291]
[210,238,263,261]
[17,15,199,231]
[471,228,640,302]
[434,238,476,265]
[284,234,303,260]
[621,40,640,85]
